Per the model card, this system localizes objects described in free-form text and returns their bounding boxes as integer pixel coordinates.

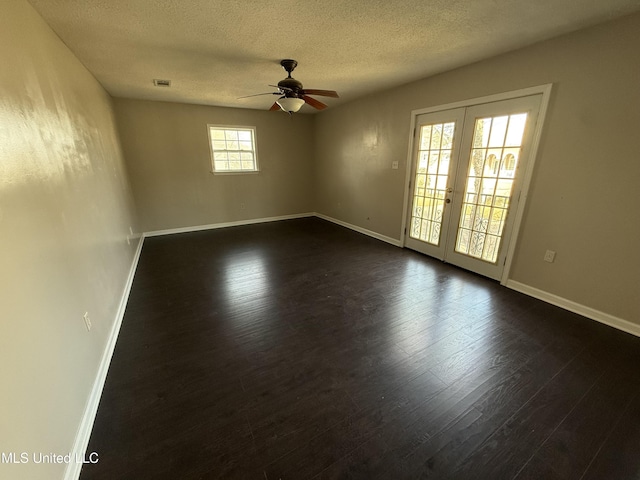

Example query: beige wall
[114,99,315,232]
[0,1,138,479]
[314,13,640,323]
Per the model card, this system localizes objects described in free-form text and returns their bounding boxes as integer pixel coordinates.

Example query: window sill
[210,170,260,176]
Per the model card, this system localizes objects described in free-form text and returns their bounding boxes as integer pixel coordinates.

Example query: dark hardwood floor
[80,217,640,480]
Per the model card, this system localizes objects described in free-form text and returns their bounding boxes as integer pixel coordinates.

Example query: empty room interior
[2,1,640,479]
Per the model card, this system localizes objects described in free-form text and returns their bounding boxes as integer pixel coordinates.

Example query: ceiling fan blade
[302,95,328,110]
[300,89,339,98]
[269,102,282,111]
[238,92,279,99]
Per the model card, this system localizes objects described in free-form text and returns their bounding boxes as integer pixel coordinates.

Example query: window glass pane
[420,126,432,150]
[496,179,513,197]
[416,174,426,188]
[441,122,455,149]
[500,149,520,176]
[438,151,450,175]
[484,154,499,177]
[473,118,491,148]
[505,114,527,146]
[428,152,440,173]
[430,123,443,150]
[468,149,485,177]
[480,178,497,195]
[417,152,429,173]
[488,116,508,147]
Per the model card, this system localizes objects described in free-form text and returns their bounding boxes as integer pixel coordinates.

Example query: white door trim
[401,84,553,285]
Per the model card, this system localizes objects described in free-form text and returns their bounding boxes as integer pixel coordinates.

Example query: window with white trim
[208,125,258,173]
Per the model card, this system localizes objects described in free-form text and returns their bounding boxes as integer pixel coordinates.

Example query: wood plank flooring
[79,217,640,480]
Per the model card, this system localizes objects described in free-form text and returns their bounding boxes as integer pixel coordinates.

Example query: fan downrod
[280,59,298,77]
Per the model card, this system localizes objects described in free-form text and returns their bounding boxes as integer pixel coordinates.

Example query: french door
[405,94,542,280]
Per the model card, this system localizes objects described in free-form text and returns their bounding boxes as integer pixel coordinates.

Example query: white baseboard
[314,213,402,247]
[143,213,402,249]
[506,280,640,338]
[144,212,315,237]
[64,235,145,480]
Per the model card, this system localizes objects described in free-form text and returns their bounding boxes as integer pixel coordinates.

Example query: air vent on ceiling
[153,79,171,87]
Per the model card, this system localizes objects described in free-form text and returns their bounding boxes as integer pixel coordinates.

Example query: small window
[208,125,258,173]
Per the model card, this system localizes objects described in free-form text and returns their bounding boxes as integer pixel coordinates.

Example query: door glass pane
[455,113,528,263]
[410,122,456,245]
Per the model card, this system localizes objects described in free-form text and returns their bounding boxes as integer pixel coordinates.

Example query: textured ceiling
[28,0,640,113]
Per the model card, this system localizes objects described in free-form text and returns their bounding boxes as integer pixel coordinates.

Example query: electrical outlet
[240,203,245,210]
[544,250,556,263]
[83,312,92,331]
[392,161,399,169]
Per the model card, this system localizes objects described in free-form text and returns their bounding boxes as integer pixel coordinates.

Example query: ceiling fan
[240,59,339,114]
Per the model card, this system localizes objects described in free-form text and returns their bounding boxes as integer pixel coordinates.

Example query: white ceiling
[29,0,640,113]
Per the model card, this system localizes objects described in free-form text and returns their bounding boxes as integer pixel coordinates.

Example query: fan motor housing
[278,77,303,96]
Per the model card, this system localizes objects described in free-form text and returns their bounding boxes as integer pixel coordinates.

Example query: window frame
[207,124,259,175]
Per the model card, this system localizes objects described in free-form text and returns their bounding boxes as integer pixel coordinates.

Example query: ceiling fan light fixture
[276,97,305,113]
